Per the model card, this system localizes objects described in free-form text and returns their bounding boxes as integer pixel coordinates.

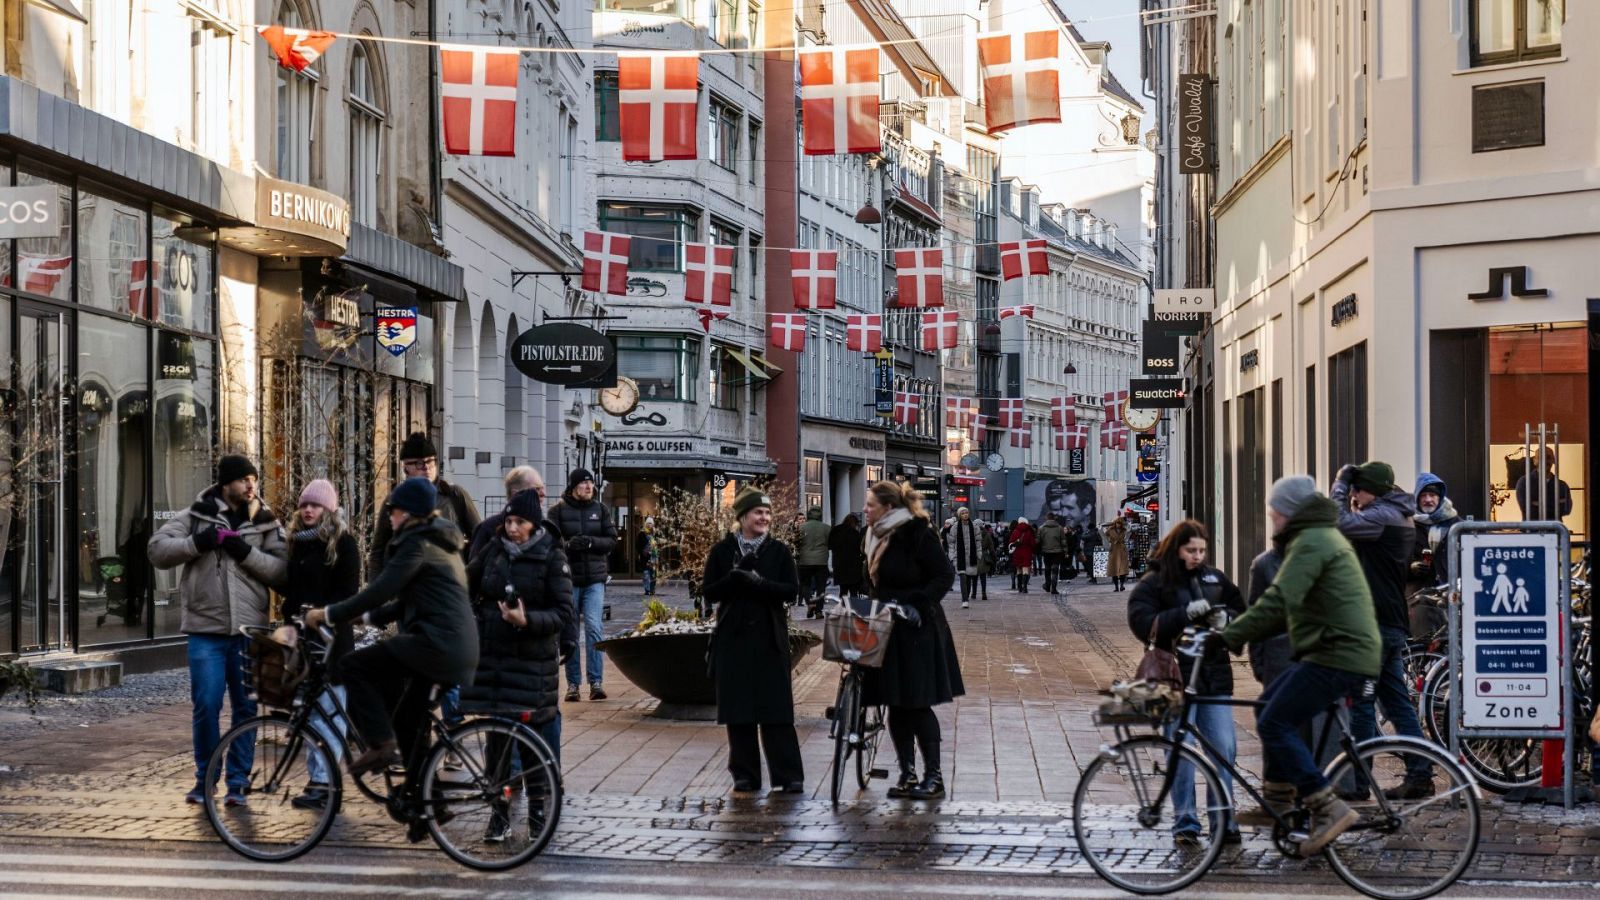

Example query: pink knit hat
[297,479,339,510]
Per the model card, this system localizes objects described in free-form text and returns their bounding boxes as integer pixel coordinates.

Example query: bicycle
[203,620,561,870]
[1074,624,1481,900]
[819,595,906,806]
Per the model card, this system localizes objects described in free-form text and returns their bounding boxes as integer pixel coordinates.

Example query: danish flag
[581,232,631,296]
[1057,422,1089,451]
[1103,390,1129,423]
[998,304,1035,320]
[894,247,944,308]
[970,414,991,442]
[893,390,920,426]
[618,52,699,162]
[1102,420,1130,451]
[1051,396,1076,428]
[944,397,973,429]
[998,240,1050,281]
[440,46,520,157]
[920,310,958,351]
[128,258,156,318]
[257,26,336,72]
[1009,426,1033,449]
[791,250,838,310]
[684,242,734,306]
[997,398,1024,430]
[798,47,881,156]
[846,314,882,353]
[20,254,69,295]
[770,313,808,352]
[977,30,1062,134]
[694,309,729,333]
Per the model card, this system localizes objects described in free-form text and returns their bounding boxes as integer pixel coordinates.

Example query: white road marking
[0,851,418,877]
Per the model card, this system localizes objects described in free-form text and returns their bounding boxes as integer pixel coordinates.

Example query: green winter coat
[1036,520,1066,555]
[1222,496,1382,678]
[796,507,832,567]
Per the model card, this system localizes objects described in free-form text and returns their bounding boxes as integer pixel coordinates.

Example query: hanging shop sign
[1068,447,1086,476]
[1153,288,1216,314]
[241,177,352,255]
[511,322,617,386]
[1177,74,1217,174]
[1152,309,1207,336]
[0,186,60,239]
[873,348,895,417]
[376,306,418,356]
[1135,432,1161,483]
[1141,328,1179,375]
[1129,378,1187,409]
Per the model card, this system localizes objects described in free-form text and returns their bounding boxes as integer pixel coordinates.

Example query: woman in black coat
[828,513,866,598]
[702,486,804,793]
[861,481,962,800]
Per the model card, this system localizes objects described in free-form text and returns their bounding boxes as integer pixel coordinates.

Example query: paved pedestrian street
[4,581,1600,893]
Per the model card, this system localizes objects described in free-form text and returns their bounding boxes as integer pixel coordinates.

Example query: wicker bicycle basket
[821,602,896,668]
[243,625,309,709]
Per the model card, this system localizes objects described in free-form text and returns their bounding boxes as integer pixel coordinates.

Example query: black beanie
[387,476,438,518]
[216,454,258,486]
[505,488,543,525]
[567,468,595,490]
[399,432,437,460]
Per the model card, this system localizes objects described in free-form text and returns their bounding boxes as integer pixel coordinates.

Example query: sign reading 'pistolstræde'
[511,323,617,385]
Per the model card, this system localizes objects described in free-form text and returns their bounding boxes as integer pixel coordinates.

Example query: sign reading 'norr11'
[1154,288,1216,314]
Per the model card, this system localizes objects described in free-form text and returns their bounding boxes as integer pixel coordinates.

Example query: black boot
[887,768,918,799]
[908,771,945,800]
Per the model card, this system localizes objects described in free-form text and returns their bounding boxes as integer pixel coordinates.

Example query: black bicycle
[820,595,904,805]
[1074,624,1480,900]
[203,621,561,870]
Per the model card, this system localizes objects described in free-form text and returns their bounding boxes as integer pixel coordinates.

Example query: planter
[595,631,821,706]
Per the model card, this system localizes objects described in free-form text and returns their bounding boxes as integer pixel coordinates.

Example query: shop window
[594,71,619,142]
[15,168,72,301]
[1305,364,1317,480]
[1327,342,1368,478]
[1486,324,1586,540]
[275,4,318,183]
[0,295,10,654]
[617,333,699,402]
[1237,387,1266,573]
[1271,378,1284,482]
[349,41,385,226]
[804,456,825,511]
[1472,0,1563,67]
[78,186,149,318]
[710,97,741,171]
[598,203,700,272]
[149,332,215,637]
[152,211,216,334]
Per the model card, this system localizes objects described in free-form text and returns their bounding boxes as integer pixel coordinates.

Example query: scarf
[865,507,915,586]
[735,531,767,559]
[501,532,540,559]
[1414,496,1458,527]
[952,518,978,572]
[291,528,321,543]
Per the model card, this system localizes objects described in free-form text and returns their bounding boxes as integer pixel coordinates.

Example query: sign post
[873,348,895,418]
[1448,521,1574,808]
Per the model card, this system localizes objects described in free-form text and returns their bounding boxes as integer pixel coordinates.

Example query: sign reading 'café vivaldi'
[512,322,617,386]
[1178,74,1216,174]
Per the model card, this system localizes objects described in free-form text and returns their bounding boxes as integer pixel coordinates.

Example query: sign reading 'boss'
[0,186,60,239]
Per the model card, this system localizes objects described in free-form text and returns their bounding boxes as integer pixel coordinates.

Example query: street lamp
[853,202,882,225]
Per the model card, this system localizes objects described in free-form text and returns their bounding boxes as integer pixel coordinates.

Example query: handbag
[1134,620,1184,692]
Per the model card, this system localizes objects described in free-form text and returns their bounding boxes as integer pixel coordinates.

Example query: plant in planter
[649,480,803,613]
[597,602,821,707]
[0,659,41,710]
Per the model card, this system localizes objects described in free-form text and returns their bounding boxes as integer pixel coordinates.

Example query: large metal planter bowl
[595,631,821,706]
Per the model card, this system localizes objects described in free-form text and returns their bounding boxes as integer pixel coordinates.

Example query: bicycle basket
[243,625,309,708]
[1093,679,1181,727]
[821,601,895,668]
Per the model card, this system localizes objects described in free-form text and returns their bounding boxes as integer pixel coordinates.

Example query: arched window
[348,41,385,226]
[276,3,318,183]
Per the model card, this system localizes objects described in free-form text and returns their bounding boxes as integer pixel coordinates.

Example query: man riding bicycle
[1218,475,1382,855]
[306,477,479,778]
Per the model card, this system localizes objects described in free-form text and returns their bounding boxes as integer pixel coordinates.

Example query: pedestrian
[946,507,984,609]
[148,454,288,807]
[637,517,660,597]
[1008,517,1036,593]
[702,486,805,794]
[1331,461,1432,799]
[1410,473,1460,588]
[1244,546,1290,687]
[370,432,481,572]
[1036,514,1066,594]
[796,505,832,616]
[828,513,866,600]
[1104,514,1131,592]
[862,481,963,800]
[1221,475,1381,855]
[548,468,619,702]
[462,488,573,842]
[974,522,998,599]
[1061,521,1082,583]
[1514,447,1572,521]
[468,466,545,562]
[1080,519,1104,584]
[279,478,360,812]
[1126,519,1246,848]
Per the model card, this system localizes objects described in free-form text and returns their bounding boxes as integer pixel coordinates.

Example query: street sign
[1456,529,1565,731]
[873,348,895,417]
[1129,378,1187,409]
[1140,328,1179,375]
[511,322,617,385]
[1153,288,1216,314]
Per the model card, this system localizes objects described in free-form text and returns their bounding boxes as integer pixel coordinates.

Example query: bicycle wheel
[1418,666,1541,792]
[1072,735,1227,895]
[204,713,339,862]
[856,704,884,790]
[1322,738,1480,900]
[422,719,562,870]
[829,675,860,806]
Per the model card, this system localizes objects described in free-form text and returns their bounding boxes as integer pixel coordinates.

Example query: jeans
[188,633,256,791]
[306,685,349,785]
[642,566,656,596]
[1257,662,1368,797]
[1350,626,1432,782]
[1042,553,1064,592]
[565,582,607,687]
[1165,698,1237,836]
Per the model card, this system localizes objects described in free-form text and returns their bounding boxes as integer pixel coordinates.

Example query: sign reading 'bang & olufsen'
[1178,74,1216,174]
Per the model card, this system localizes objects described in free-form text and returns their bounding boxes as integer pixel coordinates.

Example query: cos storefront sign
[0,186,60,238]
[511,323,618,387]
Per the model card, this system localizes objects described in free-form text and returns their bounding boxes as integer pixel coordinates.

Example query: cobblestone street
[4,579,1600,887]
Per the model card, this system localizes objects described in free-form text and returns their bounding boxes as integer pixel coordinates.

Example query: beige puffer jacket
[148,488,289,636]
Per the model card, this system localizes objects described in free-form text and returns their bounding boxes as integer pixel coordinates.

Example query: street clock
[598,376,640,417]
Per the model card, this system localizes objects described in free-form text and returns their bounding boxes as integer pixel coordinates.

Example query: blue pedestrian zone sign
[1458,533,1564,731]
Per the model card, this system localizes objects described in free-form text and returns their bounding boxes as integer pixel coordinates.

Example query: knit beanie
[399,432,437,460]
[216,454,258,486]
[505,488,544,525]
[297,479,339,510]
[1268,475,1319,517]
[387,476,438,518]
[1352,460,1396,495]
[567,468,595,490]
[731,486,772,520]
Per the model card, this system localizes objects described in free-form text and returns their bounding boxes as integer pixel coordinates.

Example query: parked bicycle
[203,620,561,870]
[1075,623,1480,900]
[819,594,906,806]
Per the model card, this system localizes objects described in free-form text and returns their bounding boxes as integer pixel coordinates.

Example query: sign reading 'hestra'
[511,323,617,385]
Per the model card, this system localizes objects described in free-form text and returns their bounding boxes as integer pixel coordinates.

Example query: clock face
[985,452,1006,472]
[599,376,640,416]
[1123,400,1161,432]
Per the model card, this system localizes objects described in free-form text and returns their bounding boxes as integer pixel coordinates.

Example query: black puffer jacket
[1331,478,1417,633]
[1127,564,1246,695]
[461,524,574,726]
[548,492,618,587]
[282,531,361,673]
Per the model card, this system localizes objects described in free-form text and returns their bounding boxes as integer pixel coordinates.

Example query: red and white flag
[893,390,920,426]
[798,47,880,156]
[1102,420,1129,451]
[128,258,156,318]
[440,46,520,157]
[998,304,1035,320]
[695,308,731,332]
[920,309,958,351]
[258,26,336,72]
[846,314,882,353]
[1009,427,1033,449]
[999,239,1050,281]
[944,397,973,429]
[1056,422,1089,451]
[684,242,734,306]
[970,414,991,442]
[1051,396,1076,428]
[998,398,1024,430]
[894,247,944,308]
[581,231,631,296]
[1103,390,1129,422]
[770,313,808,352]
[977,30,1062,134]
[791,250,838,309]
[20,254,69,295]
[618,52,699,162]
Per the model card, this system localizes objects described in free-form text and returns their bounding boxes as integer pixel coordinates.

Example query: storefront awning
[724,347,772,384]
[749,352,783,377]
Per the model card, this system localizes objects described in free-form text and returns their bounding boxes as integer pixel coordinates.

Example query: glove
[898,606,922,629]
[1185,599,1211,621]
[221,535,252,562]
[193,527,222,553]
[1206,608,1230,630]
[559,641,577,665]
[1336,464,1358,484]
[737,553,759,571]
[567,536,592,552]
[728,568,760,586]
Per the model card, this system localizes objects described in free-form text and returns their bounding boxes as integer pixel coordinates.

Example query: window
[599,0,687,17]
[188,3,233,161]
[710,219,740,298]
[747,235,762,300]
[154,211,216,334]
[616,333,699,401]
[1473,0,1562,66]
[348,42,384,226]
[275,4,317,183]
[709,345,742,410]
[1327,342,1368,477]
[709,97,740,170]
[598,203,699,272]
[595,71,619,142]
[746,0,761,48]
[77,186,148,317]
[715,0,738,47]
[747,121,761,184]
[15,168,72,300]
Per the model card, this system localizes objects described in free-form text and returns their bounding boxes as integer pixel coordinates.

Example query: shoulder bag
[1134,619,1184,692]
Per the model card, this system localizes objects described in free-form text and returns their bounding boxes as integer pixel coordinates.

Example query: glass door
[1488,324,1588,543]
[17,304,68,652]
